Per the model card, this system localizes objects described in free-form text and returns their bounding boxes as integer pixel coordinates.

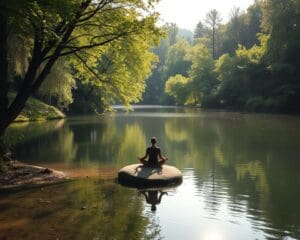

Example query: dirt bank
[0,160,68,191]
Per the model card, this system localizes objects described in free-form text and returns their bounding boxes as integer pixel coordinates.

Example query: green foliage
[188,44,217,105]
[166,23,179,45]
[38,60,76,108]
[151,1,300,113]
[194,21,206,39]
[142,24,192,104]
[1,0,163,132]
[221,3,262,55]
[164,39,192,78]
[8,93,65,122]
[165,75,190,105]
[205,9,222,59]
[215,35,269,109]
[71,32,158,110]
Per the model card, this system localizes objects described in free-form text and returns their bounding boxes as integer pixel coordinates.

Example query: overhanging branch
[74,52,111,83]
[42,31,132,60]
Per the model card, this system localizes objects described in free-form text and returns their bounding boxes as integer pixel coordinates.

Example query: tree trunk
[0,1,9,137]
[212,27,216,60]
[0,89,32,136]
[0,0,91,137]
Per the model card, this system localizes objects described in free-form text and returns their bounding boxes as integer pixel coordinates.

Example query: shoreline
[0,159,68,191]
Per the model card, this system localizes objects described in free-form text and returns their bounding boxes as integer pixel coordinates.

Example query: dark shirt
[146,146,161,166]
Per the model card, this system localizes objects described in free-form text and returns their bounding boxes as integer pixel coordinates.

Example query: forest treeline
[143,0,300,113]
[0,0,299,139]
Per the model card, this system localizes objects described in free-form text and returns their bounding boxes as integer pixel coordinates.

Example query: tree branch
[78,0,113,23]
[74,52,111,83]
[43,31,132,60]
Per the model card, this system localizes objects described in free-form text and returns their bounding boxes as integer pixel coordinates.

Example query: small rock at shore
[41,168,53,174]
[38,198,52,204]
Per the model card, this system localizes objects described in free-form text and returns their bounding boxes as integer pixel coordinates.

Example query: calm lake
[1,106,300,240]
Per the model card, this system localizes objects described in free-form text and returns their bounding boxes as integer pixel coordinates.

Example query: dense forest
[143,0,300,113]
[0,0,300,139]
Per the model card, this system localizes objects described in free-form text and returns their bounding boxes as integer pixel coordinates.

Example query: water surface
[1,107,300,239]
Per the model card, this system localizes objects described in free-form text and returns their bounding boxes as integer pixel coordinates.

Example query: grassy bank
[9,94,65,122]
[1,96,65,172]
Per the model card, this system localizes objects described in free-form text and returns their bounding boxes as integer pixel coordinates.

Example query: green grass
[8,93,65,122]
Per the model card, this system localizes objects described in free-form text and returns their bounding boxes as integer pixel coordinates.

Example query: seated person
[138,137,168,167]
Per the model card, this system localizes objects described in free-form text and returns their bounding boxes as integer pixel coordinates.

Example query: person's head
[151,204,157,211]
[150,137,157,145]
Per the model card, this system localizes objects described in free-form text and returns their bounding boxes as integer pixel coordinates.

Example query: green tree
[221,2,262,55]
[194,20,207,40]
[222,7,245,54]
[205,9,222,59]
[38,61,76,108]
[142,24,173,104]
[215,35,270,110]
[261,0,300,112]
[166,23,179,46]
[188,44,217,106]
[165,74,190,105]
[244,1,262,48]
[164,39,192,78]
[0,0,161,137]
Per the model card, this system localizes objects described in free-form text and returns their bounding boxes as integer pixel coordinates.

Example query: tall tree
[261,0,300,112]
[194,20,206,40]
[229,7,244,47]
[142,24,174,104]
[0,0,161,137]
[166,23,179,46]
[244,1,262,48]
[205,9,222,59]
[0,0,9,132]
[188,44,217,105]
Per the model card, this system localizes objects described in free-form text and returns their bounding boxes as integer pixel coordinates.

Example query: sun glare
[203,230,224,240]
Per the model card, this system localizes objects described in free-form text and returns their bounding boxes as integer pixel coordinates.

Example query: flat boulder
[118,164,183,187]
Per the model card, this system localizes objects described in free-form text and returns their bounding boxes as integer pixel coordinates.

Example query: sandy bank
[0,160,68,191]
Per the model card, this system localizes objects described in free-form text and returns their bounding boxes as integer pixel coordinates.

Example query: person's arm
[138,148,148,161]
[158,148,168,161]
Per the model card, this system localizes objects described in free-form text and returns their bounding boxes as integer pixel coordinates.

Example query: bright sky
[156,0,255,31]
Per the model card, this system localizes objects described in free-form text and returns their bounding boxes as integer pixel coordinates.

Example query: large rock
[118,164,183,187]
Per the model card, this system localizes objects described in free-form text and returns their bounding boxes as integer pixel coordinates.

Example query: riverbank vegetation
[0,0,299,164]
[143,0,300,114]
[0,0,162,138]
[0,0,162,168]
[9,93,64,122]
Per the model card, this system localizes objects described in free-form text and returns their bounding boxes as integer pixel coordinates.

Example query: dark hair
[151,137,157,144]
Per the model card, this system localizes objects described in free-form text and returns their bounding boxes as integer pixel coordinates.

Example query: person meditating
[138,137,168,167]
